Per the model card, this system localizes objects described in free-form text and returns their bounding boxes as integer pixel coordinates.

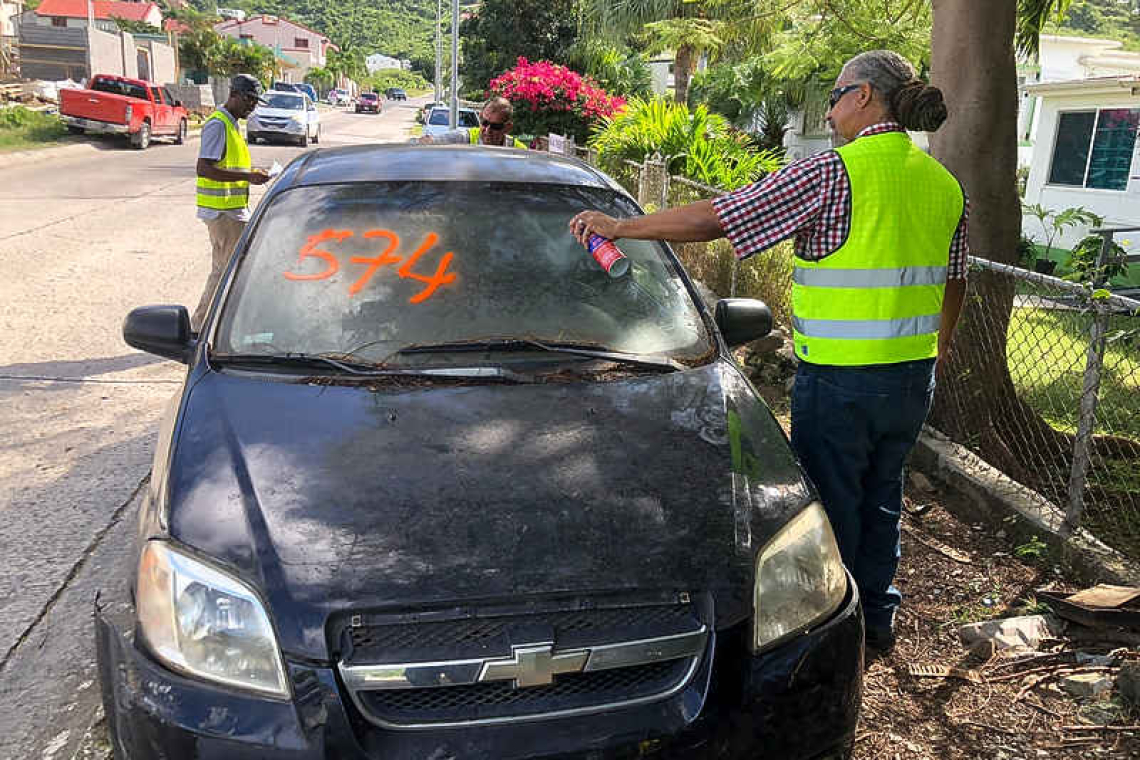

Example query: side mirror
[123,305,193,363]
[715,298,773,348]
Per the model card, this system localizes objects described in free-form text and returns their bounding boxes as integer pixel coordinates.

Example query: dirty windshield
[215,182,712,365]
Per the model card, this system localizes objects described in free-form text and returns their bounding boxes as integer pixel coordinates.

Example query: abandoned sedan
[97,145,863,760]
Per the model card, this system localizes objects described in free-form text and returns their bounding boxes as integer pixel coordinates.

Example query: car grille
[338,600,707,728]
[357,658,690,726]
[257,117,291,129]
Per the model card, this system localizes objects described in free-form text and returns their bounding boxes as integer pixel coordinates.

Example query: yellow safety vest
[791,131,964,366]
[196,110,251,211]
[467,127,527,149]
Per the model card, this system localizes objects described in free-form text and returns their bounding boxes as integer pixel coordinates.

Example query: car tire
[355,107,361,113]
[312,126,320,144]
[175,119,187,145]
[298,131,308,148]
[66,125,84,135]
[132,121,150,150]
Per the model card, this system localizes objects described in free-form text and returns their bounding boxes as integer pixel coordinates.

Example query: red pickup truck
[59,75,188,150]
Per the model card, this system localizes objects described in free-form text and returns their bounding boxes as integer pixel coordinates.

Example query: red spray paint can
[586,234,630,277]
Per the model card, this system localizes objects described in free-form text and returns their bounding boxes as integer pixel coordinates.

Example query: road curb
[911,427,1140,586]
[1,129,201,172]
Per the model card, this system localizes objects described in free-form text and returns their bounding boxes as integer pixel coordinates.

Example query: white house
[366,52,404,73]
[1021,75,1140,251]
[1,0,25,37]
[214,14,335,82]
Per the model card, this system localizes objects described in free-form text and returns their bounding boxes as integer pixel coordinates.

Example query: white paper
[268,161,284,178]
[548,133,566,155]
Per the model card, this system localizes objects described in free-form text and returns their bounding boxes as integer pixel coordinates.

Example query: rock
[1061,672,1113,698]
[1118,661,1140,705]
[909,471,935,493]
[748,334,784,354]
[1075,652,1115,667]
[958,615,1064,651]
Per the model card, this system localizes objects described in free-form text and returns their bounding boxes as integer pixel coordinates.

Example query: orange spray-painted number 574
[283,228,457,304]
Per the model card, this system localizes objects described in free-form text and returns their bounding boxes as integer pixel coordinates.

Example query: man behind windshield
[412,96,527,149]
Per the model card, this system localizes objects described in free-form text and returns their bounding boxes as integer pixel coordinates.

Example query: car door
[164,88,183,126]
[150,86,173,134]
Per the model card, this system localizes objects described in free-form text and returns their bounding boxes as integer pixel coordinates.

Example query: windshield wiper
[208,352,532,382]
[396,339,684,372]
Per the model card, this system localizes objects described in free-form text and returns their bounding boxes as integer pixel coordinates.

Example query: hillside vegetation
[1049,0,1140,49]
[189,0,442,72]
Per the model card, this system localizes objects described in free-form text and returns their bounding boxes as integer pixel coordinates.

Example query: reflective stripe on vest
[468,127,527,149]
[791,132,964,366]
[197,110,251,211]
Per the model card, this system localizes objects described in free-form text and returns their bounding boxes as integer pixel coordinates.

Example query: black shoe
[865,625,896,655]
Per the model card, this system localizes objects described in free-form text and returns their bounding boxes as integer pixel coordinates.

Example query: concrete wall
[166,83,213,114]
[144,39,174,83]
[118,30,137,78]
[86,26,121,77]
[1024,88,1140,250]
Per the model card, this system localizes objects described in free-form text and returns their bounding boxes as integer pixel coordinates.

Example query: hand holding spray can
[586,234,630,277]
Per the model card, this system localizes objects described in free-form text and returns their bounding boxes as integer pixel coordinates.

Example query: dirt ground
[740,347,1140,760]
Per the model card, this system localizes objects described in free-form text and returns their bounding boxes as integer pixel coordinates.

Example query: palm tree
[583,0,752,104]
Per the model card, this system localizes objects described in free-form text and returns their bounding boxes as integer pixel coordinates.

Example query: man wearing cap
[192,74,272,332]
[413,96,527,149]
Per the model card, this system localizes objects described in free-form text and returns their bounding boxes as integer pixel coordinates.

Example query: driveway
[0,97,426,760]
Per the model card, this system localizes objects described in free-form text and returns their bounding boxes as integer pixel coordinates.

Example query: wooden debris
[908,663,984,683]
[1065,585,1140,609]
[900,522,972,563]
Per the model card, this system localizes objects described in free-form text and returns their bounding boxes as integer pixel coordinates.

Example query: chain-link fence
[557,147,1140,560]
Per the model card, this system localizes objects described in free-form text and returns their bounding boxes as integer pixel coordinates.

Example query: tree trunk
[674,45,693,104]
[927,2,1140,500]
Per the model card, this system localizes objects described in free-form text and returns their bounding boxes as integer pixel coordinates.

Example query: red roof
[163,18,190,33]
[36,0,161,22]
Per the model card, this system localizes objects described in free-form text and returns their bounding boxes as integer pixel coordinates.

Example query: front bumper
[95,578,862,760]
[61,115,129,134]
[249,121,306,136]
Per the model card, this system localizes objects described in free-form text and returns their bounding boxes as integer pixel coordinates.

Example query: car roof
[276,144,627,194]
[264,90,302,98]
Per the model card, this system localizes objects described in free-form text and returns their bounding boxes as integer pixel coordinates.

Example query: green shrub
[366,68,430,93]
[0,106,67,144]
[589,97,783,190]
[1065,234,1130,284]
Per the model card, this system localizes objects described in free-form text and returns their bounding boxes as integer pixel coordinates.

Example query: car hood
[253,107,304,119]
[164,361,812,660]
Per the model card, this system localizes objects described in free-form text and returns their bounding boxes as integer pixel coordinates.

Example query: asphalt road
[0,97,426,760]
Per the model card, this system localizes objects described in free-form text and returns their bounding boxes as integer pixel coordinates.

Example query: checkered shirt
[712,122,970,280]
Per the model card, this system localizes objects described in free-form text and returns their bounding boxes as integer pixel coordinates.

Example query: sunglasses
[482,120,508,131]
[828,83,862,109]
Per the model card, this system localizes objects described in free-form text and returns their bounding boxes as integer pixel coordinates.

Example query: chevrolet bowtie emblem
[478,642,589,688]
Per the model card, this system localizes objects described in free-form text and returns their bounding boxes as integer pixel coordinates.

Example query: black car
[97,145,863,760]
[355,92,381,113]
[386,87,408,100]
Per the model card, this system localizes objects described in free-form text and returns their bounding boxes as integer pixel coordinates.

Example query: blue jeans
[790,358,936,632]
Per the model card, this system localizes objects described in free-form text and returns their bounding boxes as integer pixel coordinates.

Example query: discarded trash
[1065,585,1140,610]
[1060,672,1113,698]
[958,615,1064,651]
[908,663,983,683]
[1037,589,1140,630]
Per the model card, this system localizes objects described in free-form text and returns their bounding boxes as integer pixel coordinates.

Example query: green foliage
[1013,535,1049,560]
[459,0,581,94]
[1021,202,1102,265]
[590,96,783,189]
[366,68,430,93]
[112,16,161,35]
[0,106,67,150]
[761,0,932,80]
[189,0,440,76]
[690,57,800,151]
[1047,0,1140,51]
[1065,234,1131,283]
[564,40,653,99]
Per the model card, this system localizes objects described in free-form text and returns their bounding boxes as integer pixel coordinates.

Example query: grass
[0,105,69,153]
[1007,306,1140,442]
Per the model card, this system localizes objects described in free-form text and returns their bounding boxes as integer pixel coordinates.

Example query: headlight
[753,502,847,651]
[136,541,288,697]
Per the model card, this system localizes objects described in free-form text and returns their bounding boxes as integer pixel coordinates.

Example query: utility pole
[449,0,458,128]
[434,0,442,104]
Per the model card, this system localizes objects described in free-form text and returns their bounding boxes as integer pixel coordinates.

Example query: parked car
[99,145,863,760]
[328,88,350,106]
[385,87,407,100]
[246,90,320,147]
[355,91,382,114]
[416,100,441,123]
[59,74,188,150]
[422,106,481,137]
